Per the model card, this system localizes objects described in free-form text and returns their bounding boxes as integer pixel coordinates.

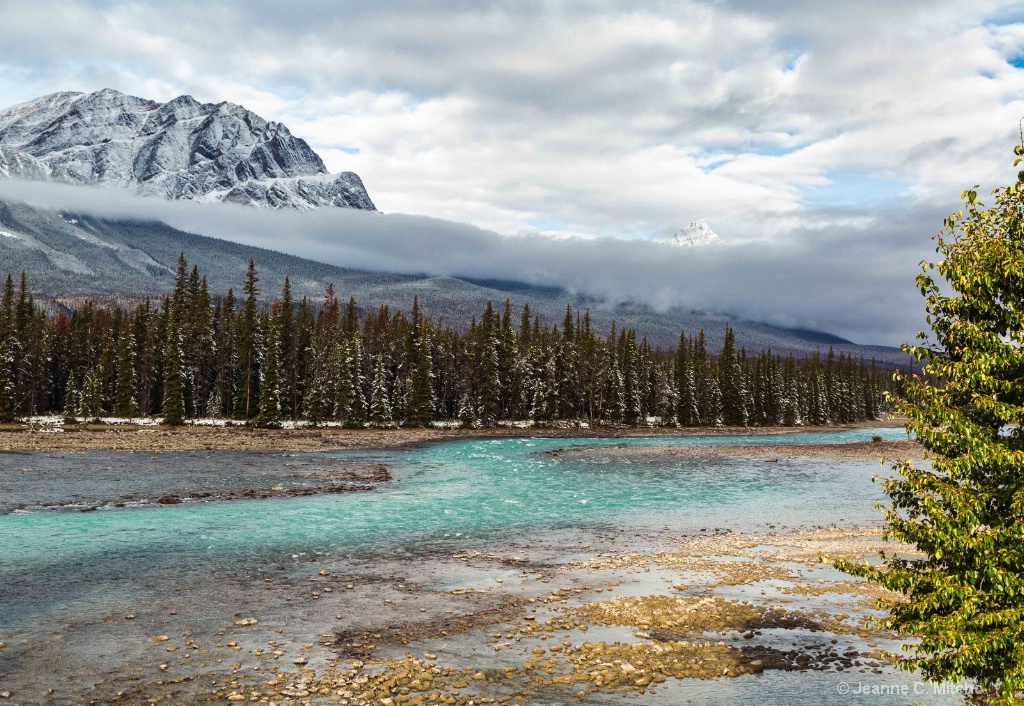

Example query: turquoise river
[0,426,967,705]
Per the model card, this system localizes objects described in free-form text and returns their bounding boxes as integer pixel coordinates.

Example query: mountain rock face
[0,89,375,210]
[670,219,721,247]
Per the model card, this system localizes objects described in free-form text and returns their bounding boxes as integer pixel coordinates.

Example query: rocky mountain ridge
[0,89,375,210]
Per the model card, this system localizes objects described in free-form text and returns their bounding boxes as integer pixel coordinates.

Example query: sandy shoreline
[0,419,906,453]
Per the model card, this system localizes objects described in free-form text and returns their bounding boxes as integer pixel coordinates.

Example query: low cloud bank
[0,179,936,345]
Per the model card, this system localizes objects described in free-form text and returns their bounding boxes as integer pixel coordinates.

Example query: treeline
[0,257,897,427]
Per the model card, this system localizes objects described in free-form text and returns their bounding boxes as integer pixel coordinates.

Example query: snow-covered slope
[670,219,721,246]
[0,89,375,211]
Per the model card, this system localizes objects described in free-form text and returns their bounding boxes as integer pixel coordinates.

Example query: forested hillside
[0,257,897,427]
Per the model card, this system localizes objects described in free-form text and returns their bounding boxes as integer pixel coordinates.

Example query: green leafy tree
[838,150,1024,704]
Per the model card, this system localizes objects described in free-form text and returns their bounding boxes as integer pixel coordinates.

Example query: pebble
[154,635,170,642]
[235,617,258,626]
[293,656,308,665]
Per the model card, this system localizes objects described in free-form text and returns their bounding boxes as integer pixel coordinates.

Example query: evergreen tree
[161,318,186,426]
[477,301,501,425]
[233,260,261,420]
[406,300,435,426]
[604,337,625,425]
[622,331,642,425]
[782,354,800,427]
[113,328,138,418]
[458,390,476,427]
[278,277,297,418]
[675,331,698,426]
[369,357,393,426]
[79,366,103,420]
[211,290,237,418]
[0,332,13,423]
[62,375,79,424]
[719,325,748,426]
[255,307,282,428]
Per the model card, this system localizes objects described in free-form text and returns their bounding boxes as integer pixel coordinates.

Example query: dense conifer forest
[0,256,897,427]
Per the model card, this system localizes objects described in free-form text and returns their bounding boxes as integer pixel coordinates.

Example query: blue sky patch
[802,170,913,209]
[525,216,573,232]
[984,6,1024,26]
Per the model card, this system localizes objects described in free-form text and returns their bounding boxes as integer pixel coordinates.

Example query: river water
[2,426,963,705]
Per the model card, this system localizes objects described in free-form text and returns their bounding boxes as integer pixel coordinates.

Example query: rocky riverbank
[0,419,906,453]
[218,526,911,705]
[1,525,914,705]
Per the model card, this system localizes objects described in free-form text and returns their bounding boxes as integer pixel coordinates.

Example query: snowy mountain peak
[669,219,722,247]
[0,88,375,211]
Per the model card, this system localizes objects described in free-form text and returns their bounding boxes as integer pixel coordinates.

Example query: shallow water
[2,428,906,601]
[1,426,957,705]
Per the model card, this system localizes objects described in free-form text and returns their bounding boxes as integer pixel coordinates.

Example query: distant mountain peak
[670,219,721,247]
[0,88,375,211]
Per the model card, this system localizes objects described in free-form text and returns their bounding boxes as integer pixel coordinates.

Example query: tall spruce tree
[0,331,13,423]
[477,301,501,425]
[369,357,393,426]
[255,305,282,428]
[161,318,185,426]
[406,298,435,426]
[233,260,261,420]
[278,277,296,419]
[719,325,747,426]
[113,328,138,418]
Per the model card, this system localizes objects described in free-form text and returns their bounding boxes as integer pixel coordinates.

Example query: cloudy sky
[1,1,1023,343]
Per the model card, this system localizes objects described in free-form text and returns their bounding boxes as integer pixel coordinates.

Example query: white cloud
[0,179,932,345]
[1,1,1023,340]
[2,1,1022,240]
